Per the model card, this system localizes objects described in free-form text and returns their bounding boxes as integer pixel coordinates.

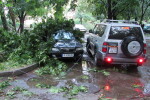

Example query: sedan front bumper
[50,50,84,59]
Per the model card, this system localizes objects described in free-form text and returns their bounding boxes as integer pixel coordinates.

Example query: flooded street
[0,36,150,100]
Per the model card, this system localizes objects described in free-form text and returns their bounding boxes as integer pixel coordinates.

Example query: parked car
[86,20,147,67]
[143,24,150,34]
[74,24,87,33]
[50,30,83,60]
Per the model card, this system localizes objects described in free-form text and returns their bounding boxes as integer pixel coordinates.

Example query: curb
[0,63,40,77]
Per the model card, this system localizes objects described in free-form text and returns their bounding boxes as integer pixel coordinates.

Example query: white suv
[86,20,147,67]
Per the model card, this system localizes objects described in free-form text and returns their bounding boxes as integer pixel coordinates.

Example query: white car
[74,24,87,32]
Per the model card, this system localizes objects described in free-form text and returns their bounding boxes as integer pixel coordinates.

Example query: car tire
[121,36,144,58]
[127,65,138,71]
[94,53,102,66]
[75,56,82,62]
[86,42,92,56]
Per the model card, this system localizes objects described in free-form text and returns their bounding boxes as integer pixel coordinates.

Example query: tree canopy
[1,0,150,32]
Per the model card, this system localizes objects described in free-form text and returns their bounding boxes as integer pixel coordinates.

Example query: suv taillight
[102,42,108,52]
[137,58,144,66]
[143,43,146,54]
[105,57,113,63]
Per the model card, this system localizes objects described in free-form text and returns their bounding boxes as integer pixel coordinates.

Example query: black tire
[75,56,82,62]
[127,65,138,71]
[121,36,144,58]
[94,54,99,66]
[94,53,102,66]
[86,42,92,56]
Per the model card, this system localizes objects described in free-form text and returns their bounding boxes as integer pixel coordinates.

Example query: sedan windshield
[54,31,75,40]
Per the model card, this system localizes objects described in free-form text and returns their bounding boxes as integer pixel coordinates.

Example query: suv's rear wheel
[94,54,99,66]
[94,53,103,66]
[86,42,92,56]
[127,65,138,71]
[121,36,144,58]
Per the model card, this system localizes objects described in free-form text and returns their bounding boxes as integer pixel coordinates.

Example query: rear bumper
[107,57,147,65]
[96,50,147,65]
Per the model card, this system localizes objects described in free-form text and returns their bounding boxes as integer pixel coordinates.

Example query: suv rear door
[107,26,144,57]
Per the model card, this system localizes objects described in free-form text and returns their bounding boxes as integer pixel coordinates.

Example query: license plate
[62,54,74,57]
[109,47,117,53]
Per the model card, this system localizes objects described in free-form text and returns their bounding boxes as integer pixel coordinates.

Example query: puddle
[27,76,59,88]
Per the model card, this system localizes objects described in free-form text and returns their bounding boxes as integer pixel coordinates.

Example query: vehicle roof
[97,23,141,27]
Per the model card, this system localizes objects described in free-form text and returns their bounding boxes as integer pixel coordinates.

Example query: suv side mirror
[89,29,93,33]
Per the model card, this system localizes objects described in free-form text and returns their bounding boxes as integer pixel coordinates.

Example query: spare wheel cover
[121,36,144,58]
[128,41,141,54]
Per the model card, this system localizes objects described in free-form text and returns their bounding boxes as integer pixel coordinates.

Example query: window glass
[108,26,143,40]
[93,25,99,34]
[94,25,106,37]
[99,25,106,37]
[55,30,75,40]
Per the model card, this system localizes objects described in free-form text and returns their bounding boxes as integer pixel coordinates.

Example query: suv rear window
[108,26,143,40]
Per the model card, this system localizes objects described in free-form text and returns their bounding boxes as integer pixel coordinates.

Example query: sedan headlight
[76,47,83,51]
[52,48,59,52]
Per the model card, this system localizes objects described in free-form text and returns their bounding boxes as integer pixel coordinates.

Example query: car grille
[60,48,75,52]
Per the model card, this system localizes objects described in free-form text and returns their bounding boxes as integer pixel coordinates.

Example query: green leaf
[26,0,30,3]
[132,84,141,88]
[59,72,66,76]
[81,75,89,80]
[6,91,16,99]
[49,87,61,93]
[22,90,34,97]
[0,81,10,90]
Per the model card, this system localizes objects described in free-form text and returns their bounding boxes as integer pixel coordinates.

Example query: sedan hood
[54,39,82,48]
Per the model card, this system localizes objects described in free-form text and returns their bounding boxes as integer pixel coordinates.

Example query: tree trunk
[139,0,150,25]
[135,17,138,21]
[8,8,16,31]
[18,11,26,33]
[107,0,112,19]
[80,17,83,24]
[0,5,8,31]
[112,1,117,20]
[1,15,8,31]
[127,10,131,20]
[19,17,25,33]
[112,15,117,20]
[140,14,144,25]
[139,0,144,25]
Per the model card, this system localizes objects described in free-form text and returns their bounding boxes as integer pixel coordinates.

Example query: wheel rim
[127,41,141,54]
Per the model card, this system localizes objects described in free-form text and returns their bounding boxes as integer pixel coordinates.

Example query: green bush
[0,29,20,54]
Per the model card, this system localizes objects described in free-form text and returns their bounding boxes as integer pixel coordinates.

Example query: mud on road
[0,39,150,100]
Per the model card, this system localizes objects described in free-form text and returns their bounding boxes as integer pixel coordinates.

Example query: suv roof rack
[102,19,139,25]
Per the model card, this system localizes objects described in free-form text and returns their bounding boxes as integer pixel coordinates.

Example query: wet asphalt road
[0,35,150,100]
